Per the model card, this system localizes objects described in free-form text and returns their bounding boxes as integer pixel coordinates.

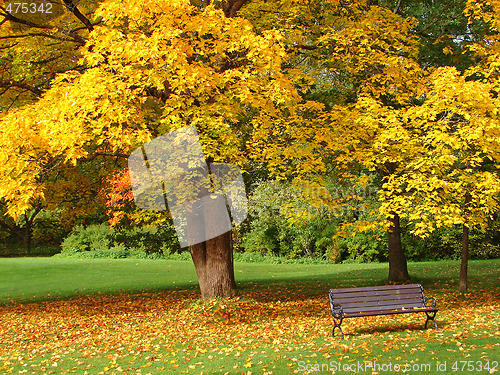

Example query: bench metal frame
[328,284,438,339]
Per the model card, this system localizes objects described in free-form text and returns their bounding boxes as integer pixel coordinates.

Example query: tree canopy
[1,0,499,293]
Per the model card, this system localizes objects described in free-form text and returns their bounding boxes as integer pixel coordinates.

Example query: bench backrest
[329,284,427,317]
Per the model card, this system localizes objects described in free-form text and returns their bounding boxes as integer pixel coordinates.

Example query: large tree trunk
[387,212,410,282]
[459,192,472,293]
[190,231,236,299]
[187,172,236,299]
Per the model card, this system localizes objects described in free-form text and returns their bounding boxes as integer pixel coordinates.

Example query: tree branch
[0,79,42,96]
[33,55,63,65]
[287,43,320,52]
[0,219,21,234]
[80,151,129,162]
[28,203,44,223]
[413,3,460,37]
[456,157,496,170]
[0,33,79,43]
[0,6,86,44]
[63,0,94,32]
[393,0,402,14]
[222,0,248,18]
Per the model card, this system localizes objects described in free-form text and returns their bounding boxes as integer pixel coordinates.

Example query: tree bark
[222,0,248,18]
[387,212,410,282]
[459,192,472,293]
[22,207,42,255]
[190,231,236,299]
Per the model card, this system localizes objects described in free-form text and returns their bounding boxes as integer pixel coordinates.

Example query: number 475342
[5,2,53,14]
[451,361,498,372]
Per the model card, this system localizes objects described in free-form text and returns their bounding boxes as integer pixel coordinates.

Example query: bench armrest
[424,297,437,309]
[330,303,344,319]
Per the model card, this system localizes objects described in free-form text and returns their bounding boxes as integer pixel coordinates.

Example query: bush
[232,251,329,264]
[470,221,500,259]
[61,224,114,253]
[402,222,500,261]
[242,180,500,263]
[241,179,385,262]
[401,226,461,261]
[60,222,181,257]
[114,224,181,255]
[241,180,332,259]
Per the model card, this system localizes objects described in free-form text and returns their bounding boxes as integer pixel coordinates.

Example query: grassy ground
[0,258,498,374]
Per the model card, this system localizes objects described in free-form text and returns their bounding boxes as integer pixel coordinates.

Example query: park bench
[328,284,438,339]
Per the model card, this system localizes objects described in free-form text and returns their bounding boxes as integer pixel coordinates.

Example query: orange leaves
[0,285,498,373]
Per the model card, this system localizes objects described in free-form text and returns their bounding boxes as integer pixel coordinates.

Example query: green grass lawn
[0,258,498,374]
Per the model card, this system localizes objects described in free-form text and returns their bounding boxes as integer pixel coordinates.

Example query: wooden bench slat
[343,304,432,314]
[329,284,422,293]
[330,287,422,298]
[332,295,425,304]
[345,307,438,318]
[331,292,423,300]
[340,299,426,309]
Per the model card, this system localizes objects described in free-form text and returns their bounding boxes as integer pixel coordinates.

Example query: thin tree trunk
[459,192,472,293]
[23,213,33,255]
[387,212,410,282]
[23,227,32,255]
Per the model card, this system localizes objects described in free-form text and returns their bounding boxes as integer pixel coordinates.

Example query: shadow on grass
[338,323,437,339]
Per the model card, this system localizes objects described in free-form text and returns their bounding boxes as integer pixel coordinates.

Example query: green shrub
[60,222,181,258]
[401,226,461,261]
[61,224,114,253]
[113,224,180,255]
[232,251,329,264]
[470,220,500,259]
[401,223,500,261]
[334,230,387,263]
[242,180,500,263]
[242,180,332,259]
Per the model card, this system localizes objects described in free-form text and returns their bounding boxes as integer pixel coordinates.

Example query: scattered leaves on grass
[0,287,498,374]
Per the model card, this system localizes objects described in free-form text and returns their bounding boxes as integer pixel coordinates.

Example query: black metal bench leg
[332,317,344,339]
[425,312,438,330]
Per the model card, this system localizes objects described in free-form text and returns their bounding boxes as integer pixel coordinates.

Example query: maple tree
[0,0,102,252]
[0,0,297,298]
[374,0,500,291]
[0,0,98,110]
